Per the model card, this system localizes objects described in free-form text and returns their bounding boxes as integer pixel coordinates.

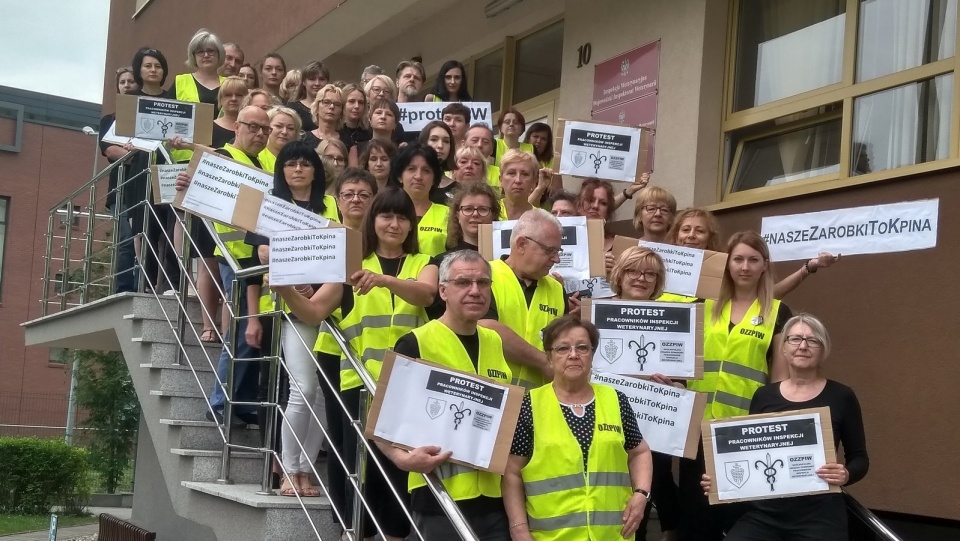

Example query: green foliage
[0,438,90,514]
[73,350,140,494]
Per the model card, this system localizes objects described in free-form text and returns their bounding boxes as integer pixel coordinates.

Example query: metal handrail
[844,491,905,541]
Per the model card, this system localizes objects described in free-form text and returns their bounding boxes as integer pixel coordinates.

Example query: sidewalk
[0,507,131,541]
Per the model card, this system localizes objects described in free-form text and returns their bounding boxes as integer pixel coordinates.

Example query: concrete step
[151,390,211,422]
[182,481,340,540]
[146,362,216,394]
[127,294,221,323]
[130,317,216,348]
[171,448,266,485]
[145,341,223,370]
[160,418,262,451]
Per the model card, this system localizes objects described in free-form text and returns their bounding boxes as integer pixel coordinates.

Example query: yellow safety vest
[212,144,268,261]
[171,73,225,164]
[688,299,780,420]
[486,164,501,189]
[257,148,276,173]
[521,383,632,541]
[540,158,554,170]
[339,253,431,391]
[656,293,699,303]
[417,203,449,257]
[489,259,563,389]
[407,321,511,497]
[494,139,535,167]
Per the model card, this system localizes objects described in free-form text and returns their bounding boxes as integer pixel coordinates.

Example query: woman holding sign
[700,313,868,541]
[503,316,652,541]
[276,188,438,539]
[390,143,450,257]
[166,29,225,161]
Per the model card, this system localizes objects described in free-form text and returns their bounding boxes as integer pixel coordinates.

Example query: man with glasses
[480,209,569,389]
[384,249,513,541]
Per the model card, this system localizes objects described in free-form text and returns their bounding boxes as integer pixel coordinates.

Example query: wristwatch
[623,188,634,200]
[634,488,650,499]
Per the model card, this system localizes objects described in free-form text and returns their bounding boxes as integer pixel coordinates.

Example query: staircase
[24,292,341,541]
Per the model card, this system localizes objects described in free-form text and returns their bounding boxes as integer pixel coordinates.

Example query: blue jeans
[209,261,260,416]
[110,204,138,293]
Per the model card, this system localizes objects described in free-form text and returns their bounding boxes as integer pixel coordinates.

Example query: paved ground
[0,507,131,541]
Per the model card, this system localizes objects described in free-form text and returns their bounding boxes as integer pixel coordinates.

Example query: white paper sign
[559,120,642,182]
[492,216,594,280]
[372,355,511,469]
[269,228,348,286]
[397,101,493,132]
[708,411,832,502]
[101,121,163,152]
[590,299,700,378]
[761,199,939,262]
[134,97,196,141]
[256,195,330,237]
[179,152,272,224]
[637,241,704,298]
[154,164,187,204]
[567,277,616,299]
[592,372,700,458]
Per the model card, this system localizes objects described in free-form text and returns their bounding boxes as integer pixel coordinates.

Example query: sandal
[200,329,221,344]
[296,472,321,497]
[279,474,300,497]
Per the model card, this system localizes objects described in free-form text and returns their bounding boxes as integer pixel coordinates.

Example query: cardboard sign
[172,148,272,227]
[555,119,652,182]
[586,299,703,379]
[268,226,361,286]
[397,101,493,132]
[366,352,524,474]
[101,120,163,152]
[115,94,213,145]
[612,236,726,300]
[592,372,706,459]
[150,164,187,204]
[761,199,939,262]
[232,192,331,238]
[703,407,839,505]
[572,276,616,299]
[478,216,606,281]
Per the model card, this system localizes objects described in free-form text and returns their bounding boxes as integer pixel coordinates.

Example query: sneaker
[205,409,246,427]
[163,289,178,296]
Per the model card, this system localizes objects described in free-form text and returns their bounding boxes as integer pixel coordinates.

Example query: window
[473,49,504,113]
[512,20,564,105]
[0,197,7,297]
[723,1,960,201]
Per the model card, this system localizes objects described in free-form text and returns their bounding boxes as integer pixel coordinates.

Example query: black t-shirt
[339,254,405,317]
[340,125,368,148]
[482,256,571,320]
[211,123,235,149]
[748,380,869,515]
[163,75,220,116]
[510,390,644,470]
[301,130,321,152]
[725,302,793,362]
[286,100,317,133]
[429,180,461,205]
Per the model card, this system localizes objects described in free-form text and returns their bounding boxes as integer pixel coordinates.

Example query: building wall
[0,117,100,433]
[714,171,960,520]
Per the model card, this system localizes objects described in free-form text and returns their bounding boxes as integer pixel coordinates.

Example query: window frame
[716,0,960,208]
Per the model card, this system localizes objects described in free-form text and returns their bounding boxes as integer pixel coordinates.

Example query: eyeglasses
[116,67,133,75]
[625,269,659,282]
[459,206,492,217]
[320,99,342,109]
[443,277,493,289]
[369,87,389,96]
[524,236,562,257]
[324,155,347,165]
[785,335,824,349]
[195,49,218,57]
[550,344,594,356]
[339,191,372,202]
[238,121,272,135]
[642,205,673,215]
[283,160,313,169]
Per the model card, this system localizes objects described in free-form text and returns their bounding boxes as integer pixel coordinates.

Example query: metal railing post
[80,184,97,304]
[175,212,191,366]
[60,201,75,312]
[350,388,369,541]
[218,274,243,484]
[257,311,283,495]
[109,161,125,294]
[42,212,55,316]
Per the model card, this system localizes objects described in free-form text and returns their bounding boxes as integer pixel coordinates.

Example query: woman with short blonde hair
[632,186,678,243]
[363,74,397,102]
[279,69,301,103]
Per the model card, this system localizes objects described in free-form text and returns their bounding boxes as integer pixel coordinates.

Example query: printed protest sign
[612,236,726,300]
[761,199,939,261]
[366,353,524,474]
[150,164,187,204]
[398,101,493,132]
[592,372,706,458]
[703,407,839,504]
[115,94,213,145]
[101,120,163,152]
[478,216,605,281]
[556,119,650,182]
[268,226,361,286]
[173,148,272,227]
[231,193,331,238]
[586,299,703,379]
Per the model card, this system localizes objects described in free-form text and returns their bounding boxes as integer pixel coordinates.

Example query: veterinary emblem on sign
[628,337,656,370]
[139,118,155,134]
[600,338,623,364]
[755,453,784,491]
[449,401,472,430]
[620,58,630,76]
[591,152,607,174]
[724,460,750,489]
[425,397,447,420]
[572,150,586,168]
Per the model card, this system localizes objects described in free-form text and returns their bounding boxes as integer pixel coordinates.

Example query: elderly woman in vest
[502,316,652,540]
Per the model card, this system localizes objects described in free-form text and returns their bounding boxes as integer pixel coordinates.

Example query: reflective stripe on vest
[171,74,224,163]
[212,144,268,260]
[406,321,511,498]
[687,299,780,420]
[338,253,431,391]
[417,203,449,257]
[521,384,631,541]
[489,259,563,389]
